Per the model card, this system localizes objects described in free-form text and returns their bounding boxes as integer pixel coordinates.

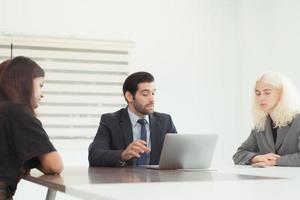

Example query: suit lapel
[119,108,133,147]
[275,125,290,150]
[265,117,276,152]
[149,114,162,164]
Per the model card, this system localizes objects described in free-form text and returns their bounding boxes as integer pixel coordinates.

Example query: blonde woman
[233,71,300,167]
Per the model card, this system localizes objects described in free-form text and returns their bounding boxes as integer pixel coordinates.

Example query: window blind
[1,36,133,141]
[0,36,11,60]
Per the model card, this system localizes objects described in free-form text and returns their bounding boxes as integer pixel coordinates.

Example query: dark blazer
[88,108,177,167]
[233,114,300,166]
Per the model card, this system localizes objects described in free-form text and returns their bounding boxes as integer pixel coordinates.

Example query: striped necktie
[137,119,148,165]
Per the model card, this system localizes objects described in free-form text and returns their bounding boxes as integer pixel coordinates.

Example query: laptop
[143,134,218,170]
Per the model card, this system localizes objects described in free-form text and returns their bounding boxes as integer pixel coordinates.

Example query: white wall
[0,0,240,167]
[2,0,300,199]
[236,0,300,143]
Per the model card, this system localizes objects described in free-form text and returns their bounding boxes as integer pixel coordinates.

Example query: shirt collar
[127,107,149,126]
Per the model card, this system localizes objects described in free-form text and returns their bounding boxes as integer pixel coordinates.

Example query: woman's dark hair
[0,59,11,75]
[0,56,45,114]
[122,71,154,102]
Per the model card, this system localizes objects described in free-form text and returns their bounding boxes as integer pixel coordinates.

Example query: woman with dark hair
[0,59,10,75]
[0,56,63,199]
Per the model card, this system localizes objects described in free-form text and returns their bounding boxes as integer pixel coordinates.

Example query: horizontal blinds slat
[51,139,92,150]
[0,36,11,45]
[40,102,125,107]
[45,128,97,138]
[39,116,100,126]
[39,61,129,73]
[45,72,127,82]
[37,106,122,115]
[44,83,122,93]
[0,54,11,61]
[12,36,134,51]
[43,94,124,104]
[13,49,129,62]
[0,36,11,59]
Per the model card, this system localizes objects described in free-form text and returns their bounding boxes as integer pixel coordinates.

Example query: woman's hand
[251,153,281,166]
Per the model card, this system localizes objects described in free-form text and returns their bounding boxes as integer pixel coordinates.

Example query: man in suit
[89,71,177,167]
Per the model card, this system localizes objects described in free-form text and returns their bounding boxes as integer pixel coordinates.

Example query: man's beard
[134,102,154,115]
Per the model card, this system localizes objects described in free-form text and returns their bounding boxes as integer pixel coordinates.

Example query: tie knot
[137,119,147,126]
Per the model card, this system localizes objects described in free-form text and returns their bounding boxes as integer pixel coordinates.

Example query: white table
[25,166,300,200]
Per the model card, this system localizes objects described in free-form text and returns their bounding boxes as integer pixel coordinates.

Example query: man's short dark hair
[122,71,154,101]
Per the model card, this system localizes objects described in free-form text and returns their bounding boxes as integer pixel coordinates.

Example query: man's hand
[251,153,281,166]
[121,140,151,161]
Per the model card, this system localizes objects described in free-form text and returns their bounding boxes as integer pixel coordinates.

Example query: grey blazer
[233,114,300,166]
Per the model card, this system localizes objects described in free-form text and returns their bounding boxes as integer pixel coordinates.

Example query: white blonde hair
[252,71,300,131]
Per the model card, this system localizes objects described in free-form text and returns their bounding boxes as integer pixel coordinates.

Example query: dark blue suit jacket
[88,108,177,167]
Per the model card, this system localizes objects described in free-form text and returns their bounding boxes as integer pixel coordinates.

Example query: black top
[270,118,278,144]
[0,102,56,195]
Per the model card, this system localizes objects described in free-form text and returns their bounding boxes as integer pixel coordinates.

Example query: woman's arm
[233,130,259,165]
[39,151,64,174]
[276,132,300,167]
